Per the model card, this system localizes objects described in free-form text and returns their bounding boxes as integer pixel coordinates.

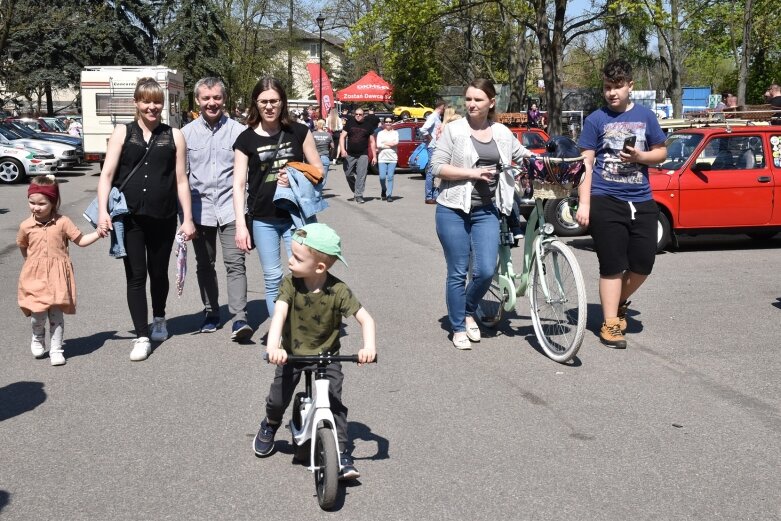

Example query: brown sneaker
[600,317,627,349]
[617,300,631,332]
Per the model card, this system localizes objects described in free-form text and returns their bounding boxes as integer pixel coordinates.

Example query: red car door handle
[757,176,771,183]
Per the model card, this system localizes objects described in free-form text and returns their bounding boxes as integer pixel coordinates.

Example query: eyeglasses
[354,112,364,117]
[384,120,393,124]
[256,98,281,107]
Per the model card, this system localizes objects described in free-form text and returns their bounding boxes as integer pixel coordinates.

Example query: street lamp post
[316,13,325,120]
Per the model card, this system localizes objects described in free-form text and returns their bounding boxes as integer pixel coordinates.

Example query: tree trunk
[737,0,752,105]
[669,0,682,117]
[605,0,620,60]
[506,22,531,112]
[45,81,53,116]
[532,0,566,136]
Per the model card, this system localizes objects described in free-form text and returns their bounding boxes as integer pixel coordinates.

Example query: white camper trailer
[80,66,184,162]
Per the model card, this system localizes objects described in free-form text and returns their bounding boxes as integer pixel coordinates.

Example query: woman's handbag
[83,128,158,227]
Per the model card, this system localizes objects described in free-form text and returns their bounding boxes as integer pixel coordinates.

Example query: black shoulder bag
[244,130,286,250]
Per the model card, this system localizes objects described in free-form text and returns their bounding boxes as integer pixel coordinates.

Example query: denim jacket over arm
[182,115,246,227]
[273,165,328,229]
[431,117,529,215]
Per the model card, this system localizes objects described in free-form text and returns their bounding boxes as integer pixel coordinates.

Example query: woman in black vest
[96,77,195,362]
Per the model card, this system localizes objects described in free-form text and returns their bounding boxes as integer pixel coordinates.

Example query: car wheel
[0,158,24,184]
[543,198,586,237]
[657,211,671,252]
[423,111,432,118]
[400,111,410,119]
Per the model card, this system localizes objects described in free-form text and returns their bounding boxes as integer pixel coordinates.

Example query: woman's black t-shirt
[233,122,310,220]
[115,122,178,219]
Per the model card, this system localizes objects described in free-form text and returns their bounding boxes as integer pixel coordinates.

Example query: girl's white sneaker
[50,351,65,366]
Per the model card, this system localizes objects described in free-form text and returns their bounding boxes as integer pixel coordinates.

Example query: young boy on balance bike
[253,223,377,480]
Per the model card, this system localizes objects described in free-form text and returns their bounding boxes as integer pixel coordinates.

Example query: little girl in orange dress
[17,176,104,366]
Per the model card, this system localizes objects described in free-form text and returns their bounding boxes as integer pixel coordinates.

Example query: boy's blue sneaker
[339,451,360,480]
[199,315,219,333]
[253,418,280,457]
[231,320,253,341]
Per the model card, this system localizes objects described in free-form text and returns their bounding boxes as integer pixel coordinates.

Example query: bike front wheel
[314,425,339,510]
[529,240,586,362]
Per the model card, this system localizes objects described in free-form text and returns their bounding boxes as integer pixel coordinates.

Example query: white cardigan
[431,117,529,215]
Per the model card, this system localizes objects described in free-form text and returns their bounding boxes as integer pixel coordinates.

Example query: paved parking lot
[1,163,779,520]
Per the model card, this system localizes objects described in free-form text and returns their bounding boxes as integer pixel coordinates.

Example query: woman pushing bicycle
[431,79,533,350]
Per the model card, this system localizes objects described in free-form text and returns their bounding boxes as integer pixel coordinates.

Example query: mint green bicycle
[474,147,587,363]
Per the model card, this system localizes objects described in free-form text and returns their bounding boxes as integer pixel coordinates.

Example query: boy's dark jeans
[265,361,349,450]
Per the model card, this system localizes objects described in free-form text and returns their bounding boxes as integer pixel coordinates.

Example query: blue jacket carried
[273,165,328,229]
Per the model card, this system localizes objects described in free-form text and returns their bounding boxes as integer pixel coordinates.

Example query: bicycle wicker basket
[517,156,584,200]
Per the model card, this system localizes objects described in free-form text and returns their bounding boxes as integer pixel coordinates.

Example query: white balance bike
[265,353,373,510]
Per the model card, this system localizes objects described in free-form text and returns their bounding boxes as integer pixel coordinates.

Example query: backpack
[409,142,429,171]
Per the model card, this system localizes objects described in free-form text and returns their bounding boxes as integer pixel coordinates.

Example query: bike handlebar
[526,155,585,163]
[262,353,377,364]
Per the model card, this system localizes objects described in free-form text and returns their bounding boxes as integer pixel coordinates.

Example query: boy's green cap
[293,223,348,266]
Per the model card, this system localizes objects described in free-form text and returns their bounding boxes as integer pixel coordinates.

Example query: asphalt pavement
[1,163,779,520]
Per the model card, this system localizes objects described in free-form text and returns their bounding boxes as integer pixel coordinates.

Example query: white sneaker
[150,317,168,342]
[50,351,66,366]
[130,337,151,361]
[31,338,46,359]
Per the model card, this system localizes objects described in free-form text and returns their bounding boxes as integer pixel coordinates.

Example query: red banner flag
[306,63,335,118]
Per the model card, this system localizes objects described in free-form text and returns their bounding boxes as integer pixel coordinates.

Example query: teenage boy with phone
[575,59,667,348]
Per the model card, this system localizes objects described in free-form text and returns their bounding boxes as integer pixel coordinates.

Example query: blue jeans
[379,161,397,197]
[319,154,330,188]
[252,217,294,317]
[435,204,500,333]
[424,147,438,200]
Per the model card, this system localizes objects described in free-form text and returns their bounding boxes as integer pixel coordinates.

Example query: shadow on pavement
[348,421,389,461]
[0,381,46,422]
[65,330,120,358]
[0,490,9,513]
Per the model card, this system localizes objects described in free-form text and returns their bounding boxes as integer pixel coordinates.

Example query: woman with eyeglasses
[375,119,399,202]
[232,77,323,317]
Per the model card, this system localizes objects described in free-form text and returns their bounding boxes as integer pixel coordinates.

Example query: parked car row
[0,120,83,184]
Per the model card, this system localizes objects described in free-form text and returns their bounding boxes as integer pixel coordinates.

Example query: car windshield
[0,124,25,139]
[522,132,547,149]
[658,133,704,170]
[9,122,36,137]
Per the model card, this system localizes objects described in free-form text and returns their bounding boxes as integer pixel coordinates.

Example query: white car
[0,126,79,168]
[0,144,58,184]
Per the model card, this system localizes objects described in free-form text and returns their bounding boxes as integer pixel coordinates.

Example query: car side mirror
[691,162,712,172]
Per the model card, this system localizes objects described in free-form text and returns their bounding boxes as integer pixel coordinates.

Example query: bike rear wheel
[314,425,339,510]
[529,240,586,362]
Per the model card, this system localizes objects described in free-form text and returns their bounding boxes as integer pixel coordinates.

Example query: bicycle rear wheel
[529,240,586,362]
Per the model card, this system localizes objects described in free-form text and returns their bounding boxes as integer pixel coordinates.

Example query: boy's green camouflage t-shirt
[277,273,361,355]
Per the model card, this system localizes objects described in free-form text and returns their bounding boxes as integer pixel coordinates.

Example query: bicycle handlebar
[262,353,377,364]
[526,155,585,163]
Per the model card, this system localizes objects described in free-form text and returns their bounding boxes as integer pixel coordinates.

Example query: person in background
[96,77,196,362]
[182,77,251,340]
[312,118,334,187]
[375,117,399,202]
[575,58,667,350]
[327,108,342,162]
[765,84,781,125]
[339,108,377,204]
[421,100,446,204]
[526,102,541,128]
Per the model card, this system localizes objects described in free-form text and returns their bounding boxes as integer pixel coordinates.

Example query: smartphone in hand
[622,135,637,153]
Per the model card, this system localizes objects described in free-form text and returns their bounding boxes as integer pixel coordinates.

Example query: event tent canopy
[336,70,393,103]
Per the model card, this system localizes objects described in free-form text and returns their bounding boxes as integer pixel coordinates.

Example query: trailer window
[96,94,136,116]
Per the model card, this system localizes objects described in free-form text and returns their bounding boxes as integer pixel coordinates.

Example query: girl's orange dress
[17,214,83,317]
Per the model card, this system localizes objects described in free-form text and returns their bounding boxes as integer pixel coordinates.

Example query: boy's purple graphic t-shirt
[578,104,666,202]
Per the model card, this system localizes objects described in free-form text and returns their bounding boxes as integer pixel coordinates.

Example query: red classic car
[650,125,781,251]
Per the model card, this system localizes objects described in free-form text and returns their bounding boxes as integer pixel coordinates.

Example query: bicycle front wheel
[476,275,505,328]
[529,240,586,363]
